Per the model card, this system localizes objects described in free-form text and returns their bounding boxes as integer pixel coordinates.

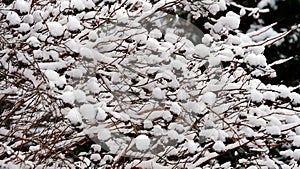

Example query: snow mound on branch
[219,12,240,29]
[202,92,217,106]
[213,141,226,152]
[71,0,85,11]
[47,22,65,37]
[80,104,96,123]
[135,135,151,151]
[61,91,75,105]
[44,69,59,81]
[67,108,83,126]
[6,11,21,26]
[246,53,267,67]
[97,129,111,141]
[67,16,82,32]
[250,89,263,103]
[15,0,30,14]
[152,87,165,100]
[195,44,210,58]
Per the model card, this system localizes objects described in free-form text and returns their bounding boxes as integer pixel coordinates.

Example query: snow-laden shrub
[0,0,300,168]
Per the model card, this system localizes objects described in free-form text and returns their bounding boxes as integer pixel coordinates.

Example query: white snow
[1,0,298,167]
[289,92,300,105]
[248,115,267,128]
[152,87,165,100]
[88,30,98,42]
[183,101,206,115]
[202,92,217,106]
[86,77,101,93]
[55,76,67,88]
[170,59,185,71]
[250,46,265,55]
[135,135,150,151]
[73,89,87,103]
[149,29,162,39]
[209,4,220,15]
[26,37,40,48]
[125,160,170,169]
[97,128,111,141]
[71,0,85,11]
[66,108,82,125]
[91,144,101,153]
[15,0,30,14]
[132,34,147,44]
[242,126,256,137]
[219,12,240,29]
[258,0,277,9]
[170,102,181,115]
[80,104,96,123]
[96,107,107,121]
[266,116,281,126]
[280,149,293,158]
[167,130,184,142]
[247,166,258,169]
[213,141,226,152]
[80,47,94,60]
[111,111,130,122]
[227,35,242,45]
[115,10,128,23]
[276,85,290,98]
[82,0,95,10]
[69,68,84,79]
[266,126,281,135]
[29,145,40,152]
[60,1,70,12]
[32,10,42,22]
[18,23,31,34]
[294,149,300,160]
[6,11,21,26]
[217,0,227,11]
[47,22,65,37]
[61,91,75,105]
[219,49,234,59]
[263,91,276,102]
[245,53,267,67]
[143,120,153,129]
[263,158,277,169]
[240,8,246,16]
[194,44,210,58]
[90,153,101,162]
[250,89,263,103]
[142,1,152,11]
[202,34,213,45]
[165,33,179,43]
[146,38,160,50]
[208,56,221,67]
[269,57,292,67]
[162,111,173,122]
[187,140,198,154]
[67,16,82,32]
[33,22,45,32]
[23,14,34,24]
[44,69,60,81]
[292,135,300,147]
[152,126,163,136]
[176,89,190,100]
[213,22,223,33]
[111,72,121,84]
[167,148,179,156]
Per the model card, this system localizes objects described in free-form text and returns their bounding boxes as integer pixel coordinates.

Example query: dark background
[234,0,300,88]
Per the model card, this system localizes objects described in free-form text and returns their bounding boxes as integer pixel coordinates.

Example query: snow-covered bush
[0,0,300,168]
